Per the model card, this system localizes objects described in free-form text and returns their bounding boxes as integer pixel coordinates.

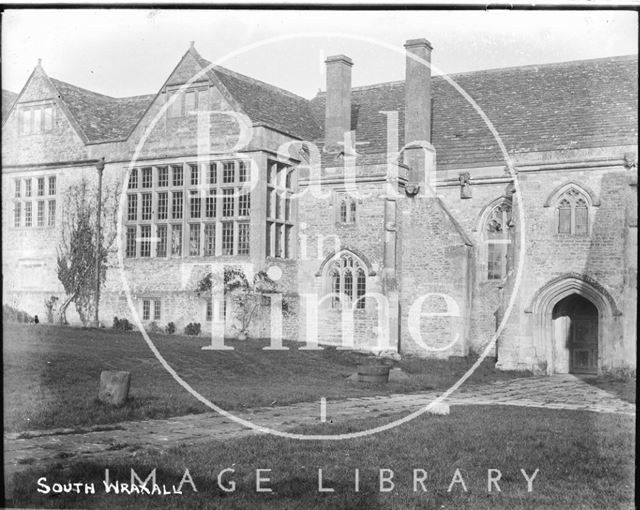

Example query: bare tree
[56,177,120,325]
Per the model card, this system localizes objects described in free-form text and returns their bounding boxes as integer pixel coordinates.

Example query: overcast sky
[1,9,637,99]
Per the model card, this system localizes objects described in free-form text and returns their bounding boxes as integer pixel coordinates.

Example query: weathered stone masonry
[2,41,637,374]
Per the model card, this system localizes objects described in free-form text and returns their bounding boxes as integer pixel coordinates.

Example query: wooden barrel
[357,364,390,383]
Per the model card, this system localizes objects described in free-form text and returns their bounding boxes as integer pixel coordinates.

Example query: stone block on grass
[388,367,410,383]
[98,370,131,406]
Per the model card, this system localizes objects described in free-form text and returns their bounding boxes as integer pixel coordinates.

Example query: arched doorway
[526,273,621,375]
[551,294,598,374]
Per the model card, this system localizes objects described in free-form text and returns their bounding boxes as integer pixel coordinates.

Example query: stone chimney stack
[403,38,435,191]
[324,55,353,152]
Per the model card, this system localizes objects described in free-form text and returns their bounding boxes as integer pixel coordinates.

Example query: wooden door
[570,314,598,374]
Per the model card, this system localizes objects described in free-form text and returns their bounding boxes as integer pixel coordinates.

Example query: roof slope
[191,51,322,140]
[2,89,18,121]
[311,55,638,167]
[50,78,154,143]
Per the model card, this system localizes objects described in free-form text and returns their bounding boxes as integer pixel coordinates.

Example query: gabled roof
[2,89,18,121]
[50,78,154,144]
[190,50,322,141]
[310,55,638,167]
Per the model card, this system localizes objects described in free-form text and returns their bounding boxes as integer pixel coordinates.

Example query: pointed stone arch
[315,247,377,277]
[526,273,621,375]
[543,181,600,208]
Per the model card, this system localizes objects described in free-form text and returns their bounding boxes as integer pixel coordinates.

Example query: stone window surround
[12,173,57,230]
[17,101,55,135]
[323,250,368,310]
[334,190,357,225]
[477,196,514,283]
[543,181,599,237]
[124,160,253,259]
[266,160,295,259]
[165,82,209,118]
[141,298,161,322]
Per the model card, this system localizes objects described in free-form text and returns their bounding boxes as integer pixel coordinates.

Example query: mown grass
[3,323,529,432]
[9,406,635,509]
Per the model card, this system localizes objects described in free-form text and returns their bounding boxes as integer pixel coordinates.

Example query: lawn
[3,323,529,432]
[9,406,635,509]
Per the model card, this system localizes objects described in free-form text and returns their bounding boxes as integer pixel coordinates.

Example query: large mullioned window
[124,161,253,258]
[13,175,57,229]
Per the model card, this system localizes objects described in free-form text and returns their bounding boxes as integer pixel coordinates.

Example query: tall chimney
[324,55,353,152]
[403,38,435,191]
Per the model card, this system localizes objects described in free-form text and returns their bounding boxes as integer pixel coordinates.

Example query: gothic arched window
[483,200,513,281]
[327,252,367,309]
[556,188,589,235]
[337,193,356,224]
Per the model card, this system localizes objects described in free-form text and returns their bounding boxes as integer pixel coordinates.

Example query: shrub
[184,322,201,336]
[146,321,163,334]
[165,322,176,334]
[112,316,133,331]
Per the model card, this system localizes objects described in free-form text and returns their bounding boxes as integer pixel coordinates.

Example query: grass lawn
[3,323,529,432]
[9,406,635,509]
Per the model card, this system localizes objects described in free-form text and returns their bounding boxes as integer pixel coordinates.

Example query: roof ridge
[314,54,639,96]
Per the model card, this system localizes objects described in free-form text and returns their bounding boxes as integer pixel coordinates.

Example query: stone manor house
[2,40,637,375]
